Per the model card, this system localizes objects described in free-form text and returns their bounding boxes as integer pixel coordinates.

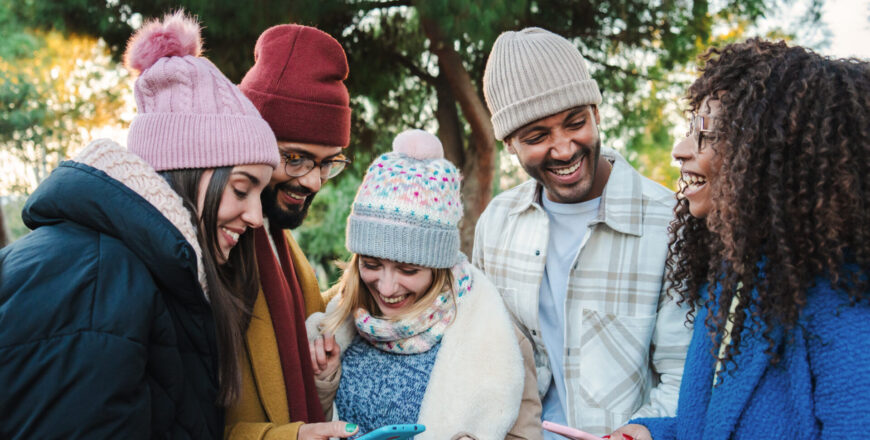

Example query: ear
[504,137,517,155]
[591,105,601,125]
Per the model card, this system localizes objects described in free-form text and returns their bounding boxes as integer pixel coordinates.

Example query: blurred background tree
[0,0,826,282]
[0,0,129,246]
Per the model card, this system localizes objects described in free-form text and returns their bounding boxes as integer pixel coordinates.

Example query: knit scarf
[253,226,324,423]
[354,258,473,354]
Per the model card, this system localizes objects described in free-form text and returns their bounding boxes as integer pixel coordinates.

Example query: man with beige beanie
[473,27,691,437]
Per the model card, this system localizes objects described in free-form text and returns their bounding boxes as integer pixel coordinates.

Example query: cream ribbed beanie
[483,27,602,140]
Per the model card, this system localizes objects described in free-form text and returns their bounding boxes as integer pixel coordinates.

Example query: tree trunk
[422,19,496,256]
[435,76,464,169]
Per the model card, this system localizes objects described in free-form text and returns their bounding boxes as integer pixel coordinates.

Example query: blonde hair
[321,254,455,334]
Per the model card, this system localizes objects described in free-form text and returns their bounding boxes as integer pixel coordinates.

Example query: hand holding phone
[355,424,426,440]
[542,420,604,440]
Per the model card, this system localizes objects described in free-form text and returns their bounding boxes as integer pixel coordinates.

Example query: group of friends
[1,9,869,440]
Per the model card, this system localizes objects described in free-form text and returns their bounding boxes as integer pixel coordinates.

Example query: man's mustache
[274,182,314,197]
[542,150,587,169]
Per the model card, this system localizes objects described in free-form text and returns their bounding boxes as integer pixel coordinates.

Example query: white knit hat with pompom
[346,129,463,268]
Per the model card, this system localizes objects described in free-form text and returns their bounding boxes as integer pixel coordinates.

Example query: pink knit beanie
[124,11,280,171]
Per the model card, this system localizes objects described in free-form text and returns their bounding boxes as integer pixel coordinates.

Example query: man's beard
[260,182,316,230]
[519,136,601,204]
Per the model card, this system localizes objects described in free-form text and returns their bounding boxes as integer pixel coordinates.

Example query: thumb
[311,421,358,438]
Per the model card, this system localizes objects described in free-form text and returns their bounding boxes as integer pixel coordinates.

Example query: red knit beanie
[240,25,351,148]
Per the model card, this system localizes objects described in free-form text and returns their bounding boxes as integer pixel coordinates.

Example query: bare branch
[583,53,672,84]
[353,0,413,12]
[390,51,437,86]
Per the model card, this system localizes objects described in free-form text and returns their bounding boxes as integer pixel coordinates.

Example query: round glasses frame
[281,152,351,180]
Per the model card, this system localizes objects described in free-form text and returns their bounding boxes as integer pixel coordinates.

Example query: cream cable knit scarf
[73,139,208,299]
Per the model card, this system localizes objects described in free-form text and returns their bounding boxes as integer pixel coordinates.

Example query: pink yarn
[392,129,444,160]
[124,10,202,74]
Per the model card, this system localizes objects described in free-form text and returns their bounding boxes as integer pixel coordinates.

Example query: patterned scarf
[354,258,473,354]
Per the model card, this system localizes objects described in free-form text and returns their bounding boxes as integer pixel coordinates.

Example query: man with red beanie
[226,24,356,440]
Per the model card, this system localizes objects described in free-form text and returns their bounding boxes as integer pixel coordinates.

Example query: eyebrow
[517,105,590,137]
[562,106,589,122]
[278,147,344,161]
[232,171,261,186]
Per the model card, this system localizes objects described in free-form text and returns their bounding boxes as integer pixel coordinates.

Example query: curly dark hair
[665,38,870,376]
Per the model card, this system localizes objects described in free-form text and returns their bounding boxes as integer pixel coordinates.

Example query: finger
[314,337,328,368]
[308,341,322,374]
[324,332,335,353]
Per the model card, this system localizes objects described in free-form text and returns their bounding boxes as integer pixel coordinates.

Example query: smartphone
[355,423,426,440]
[542,420,604,440]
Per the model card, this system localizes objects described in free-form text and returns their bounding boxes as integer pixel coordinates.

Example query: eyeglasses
[686,114,721,152]
[280,151,351,179]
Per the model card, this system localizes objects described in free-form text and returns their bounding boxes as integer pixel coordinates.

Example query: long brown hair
[320,254,454,334]
[161,167,259,406]
[666,38,870,375]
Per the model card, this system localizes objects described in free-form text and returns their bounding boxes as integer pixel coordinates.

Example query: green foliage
[293,168,363,287]
[3,0,825,273]
[0,0,129,194]
[0,196,30,244]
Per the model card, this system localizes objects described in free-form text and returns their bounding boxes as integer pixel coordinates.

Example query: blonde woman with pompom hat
[0,11,297,438]
[304,130,542,439]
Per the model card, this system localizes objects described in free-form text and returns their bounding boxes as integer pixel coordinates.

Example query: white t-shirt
[539,191,601,435]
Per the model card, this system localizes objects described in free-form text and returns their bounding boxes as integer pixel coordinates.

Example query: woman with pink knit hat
[0,11,281,438]
[305,130,542,439]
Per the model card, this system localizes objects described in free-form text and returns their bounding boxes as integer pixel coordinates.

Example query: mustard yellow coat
[225,231,326,440]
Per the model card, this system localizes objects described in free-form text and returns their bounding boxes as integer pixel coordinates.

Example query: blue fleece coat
[632,275,870,439]
[0,157,221,439]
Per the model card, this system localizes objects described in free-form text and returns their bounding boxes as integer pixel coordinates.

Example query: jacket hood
[23,139,208,301]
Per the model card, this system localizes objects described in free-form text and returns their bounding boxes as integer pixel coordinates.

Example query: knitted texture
[73,138,208,298]
[239,24,351,147]
[353,259,472,354]
[124,11,279,171]
[346,130,462,268]
[483,27,602,140]
[336,336,440,438]
[632,272,870,440]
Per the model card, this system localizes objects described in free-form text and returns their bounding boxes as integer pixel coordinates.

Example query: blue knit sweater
[632,274,870,440]
[336,336,441,438]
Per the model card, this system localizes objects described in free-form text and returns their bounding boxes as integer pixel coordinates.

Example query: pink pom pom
[123,10,202,74]
[392,129,444,160]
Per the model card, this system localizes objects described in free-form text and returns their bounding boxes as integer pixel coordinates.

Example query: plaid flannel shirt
[472,147,691,435]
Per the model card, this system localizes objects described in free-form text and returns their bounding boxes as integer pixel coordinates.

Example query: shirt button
[535,250,540,256]
[531,330,537,336]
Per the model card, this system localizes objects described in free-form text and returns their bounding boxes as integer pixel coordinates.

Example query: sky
[796,0,870,58]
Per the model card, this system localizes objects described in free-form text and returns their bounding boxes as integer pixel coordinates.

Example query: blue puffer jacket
[632,271,870,440]
[0,140,222,439]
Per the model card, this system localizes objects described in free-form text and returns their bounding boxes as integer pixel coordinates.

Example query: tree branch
[390,51,437,86]
[353,0,413,12]
[583,53,672,83]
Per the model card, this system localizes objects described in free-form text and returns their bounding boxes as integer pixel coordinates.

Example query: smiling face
[507,106,609,204]
[260,141,343,230]
[672,96,724,219]
[357,256,435,319]
[197,164,272,264]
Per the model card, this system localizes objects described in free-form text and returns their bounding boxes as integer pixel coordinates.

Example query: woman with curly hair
[608,38,870,440]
